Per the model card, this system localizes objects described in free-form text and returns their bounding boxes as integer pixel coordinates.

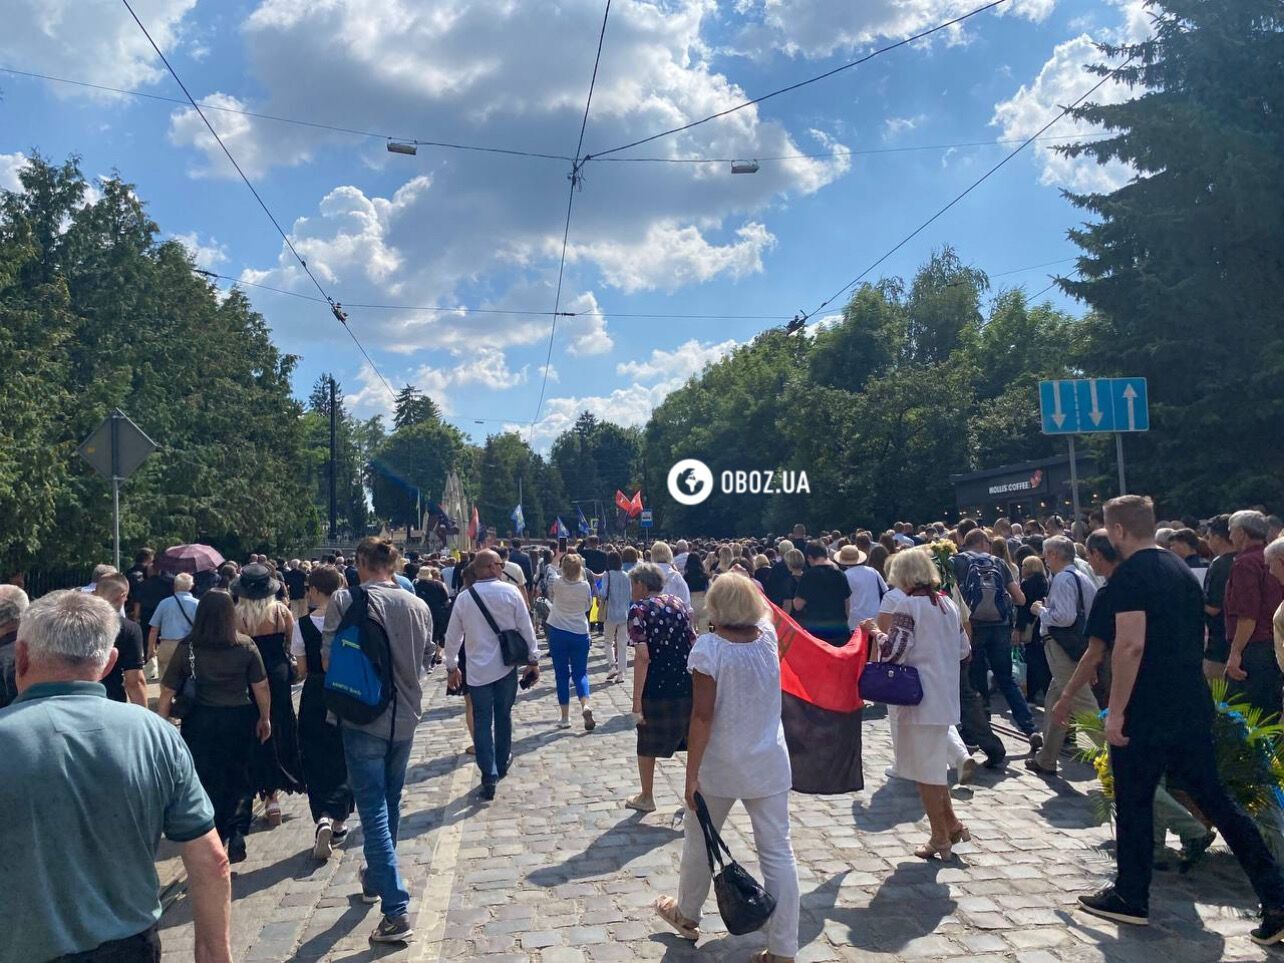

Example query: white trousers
[604,621,628,674]
[678,790,800,956]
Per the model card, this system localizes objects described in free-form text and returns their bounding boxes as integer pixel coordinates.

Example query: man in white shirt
[836,546,887,628]
[444,550,540,801]
[648,541,690,606]
[672,540,690,575]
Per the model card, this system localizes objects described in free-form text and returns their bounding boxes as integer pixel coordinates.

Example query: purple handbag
[859,661,923,706]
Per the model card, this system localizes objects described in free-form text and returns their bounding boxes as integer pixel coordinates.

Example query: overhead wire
[800,54,1134,325]
[585,0,1012,161]
[0,65,573,162]
[530,0,613,441]
[118,0,397,402]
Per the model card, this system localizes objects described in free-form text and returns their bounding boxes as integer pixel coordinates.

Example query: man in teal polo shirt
[0,590,232,963]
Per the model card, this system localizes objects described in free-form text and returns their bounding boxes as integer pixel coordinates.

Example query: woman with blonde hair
[232,563,304,826]
[655,573,799,961]
[867,548,971,859]
[547,553,595,730]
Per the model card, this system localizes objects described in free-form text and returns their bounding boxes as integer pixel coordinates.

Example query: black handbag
[1045,571,1089,662]
[170,642,199,720]
[693,793,777,935]
[468,587,531,667]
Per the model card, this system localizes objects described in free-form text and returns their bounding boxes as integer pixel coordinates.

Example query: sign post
[1067,437,1081,522]
[1040,377,1149,503]
[78,409,157,571]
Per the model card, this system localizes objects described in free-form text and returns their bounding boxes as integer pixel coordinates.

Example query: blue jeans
[546,626,591,705]
[341,726,414,918]
[968,622,1035,734]
[470,669,519,787]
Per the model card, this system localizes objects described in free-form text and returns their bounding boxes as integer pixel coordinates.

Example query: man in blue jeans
[323,538,434,945]
[954,529,1037,750]
[444,550,541,800]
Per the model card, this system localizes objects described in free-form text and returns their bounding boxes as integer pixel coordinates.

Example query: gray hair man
[95,572,149,706]
[81,562,117,593]
[1028,535,1099,776]
[0,591,231,962]
[0,584,29,708]
[1225,510,1284,717]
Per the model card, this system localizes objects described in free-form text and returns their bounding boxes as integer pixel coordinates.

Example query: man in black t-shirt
[1075,496,1284,944]
[95,574,147,706]
[793,541,851,646]
[1202,514,1236,676]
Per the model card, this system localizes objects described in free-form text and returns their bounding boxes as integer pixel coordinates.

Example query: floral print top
[628,594,696,700]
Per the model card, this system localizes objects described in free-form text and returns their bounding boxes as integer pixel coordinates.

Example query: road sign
[639,510,653,528]
[1040,378,1149,435]
[78,409,157,481]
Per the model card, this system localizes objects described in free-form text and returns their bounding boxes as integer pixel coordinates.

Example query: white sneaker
[313,818,333,861]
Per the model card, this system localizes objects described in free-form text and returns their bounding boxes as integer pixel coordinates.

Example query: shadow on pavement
[852,778,925,833]
[289,897,376,962]
[527,813,681,886]
[798,863,956,953]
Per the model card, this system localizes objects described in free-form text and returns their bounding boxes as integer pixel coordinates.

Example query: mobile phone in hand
[519,668,537,690]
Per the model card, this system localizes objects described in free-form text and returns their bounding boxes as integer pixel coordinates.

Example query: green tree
[1062,0,1284,512]
[370,419,470,528]
[392,384,441,430]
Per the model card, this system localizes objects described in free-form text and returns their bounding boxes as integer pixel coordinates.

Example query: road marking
[412,755,475,961]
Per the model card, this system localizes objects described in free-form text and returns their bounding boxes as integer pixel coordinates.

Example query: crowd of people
[1,502,1283,962]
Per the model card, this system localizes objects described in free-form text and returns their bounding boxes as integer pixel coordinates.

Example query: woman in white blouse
[546,553,596,731]
[868,548,972,860]
[654,572,799,963]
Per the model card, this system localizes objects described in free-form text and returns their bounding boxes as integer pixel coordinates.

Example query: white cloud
[1,0,197,95]
[172,231,228,269]
[883,114,927,140]
[168,92,315,179]
[566,221,776,294]
[616,338,739,381]
[992,0,1148,193]
[0,152,27,192]
[734,0,1055,60]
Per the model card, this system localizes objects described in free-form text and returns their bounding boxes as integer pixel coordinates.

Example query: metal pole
[1116,432,1127,495]
[110,411,122,571]
[1068,435,1081,524]
[328,377,338,542]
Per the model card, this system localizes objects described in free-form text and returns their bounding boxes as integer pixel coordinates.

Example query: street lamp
[387,141,417,156]
[730,160,760,174]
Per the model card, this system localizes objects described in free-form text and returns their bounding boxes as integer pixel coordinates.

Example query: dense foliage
[0,156,320,574]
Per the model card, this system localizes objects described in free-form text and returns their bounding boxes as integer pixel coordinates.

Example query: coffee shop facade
[950,454,1100,524]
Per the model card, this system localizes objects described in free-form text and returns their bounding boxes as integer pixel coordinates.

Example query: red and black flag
[769,599,868,794]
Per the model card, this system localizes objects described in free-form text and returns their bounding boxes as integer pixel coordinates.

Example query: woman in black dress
[157,590,271,863]
[291,566,352,860]
[232,563,305,825]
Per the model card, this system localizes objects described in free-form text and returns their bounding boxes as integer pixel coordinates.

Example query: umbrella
[158,543,225,575]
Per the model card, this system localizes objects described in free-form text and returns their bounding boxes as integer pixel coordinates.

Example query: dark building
[951,454,1100,524]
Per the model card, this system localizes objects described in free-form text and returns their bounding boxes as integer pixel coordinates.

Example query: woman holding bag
[654,572,799,962]
[867,548,972,859]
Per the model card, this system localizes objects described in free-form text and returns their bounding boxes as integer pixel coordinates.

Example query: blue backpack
[324,587,394,725]
[957,551,1012,625]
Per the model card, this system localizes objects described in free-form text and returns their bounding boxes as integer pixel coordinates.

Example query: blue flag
[576,506,590,536]
[511,503,525,534]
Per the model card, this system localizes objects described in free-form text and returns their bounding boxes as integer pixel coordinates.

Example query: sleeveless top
[298,615,324,676]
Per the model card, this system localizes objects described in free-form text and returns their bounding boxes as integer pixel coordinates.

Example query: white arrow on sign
[1122,382,1138,430]
[1088,379,1104,426]
[1051,381,1066,428]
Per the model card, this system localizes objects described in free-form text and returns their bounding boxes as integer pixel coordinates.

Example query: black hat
[230,563,280,600]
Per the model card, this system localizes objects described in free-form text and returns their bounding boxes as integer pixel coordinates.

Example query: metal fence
[19,568,93,599]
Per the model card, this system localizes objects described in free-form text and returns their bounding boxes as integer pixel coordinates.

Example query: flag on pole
[467,505,479,543]
[576,506,590,536]
[630,490,644,517]
[614,489,632,514]
[555,517,570,538]
[511,503,525,535]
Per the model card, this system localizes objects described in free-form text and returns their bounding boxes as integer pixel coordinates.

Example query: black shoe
[1252,908,1284,945]
[369,914,414,944]
[983,752,1007,770]
[1078,887,1148,926]
[478,781,496,801]
[226,833,247,864]
[1024,758,1058,777]
[1028,732,1044,753]
[358,866,379,905]
[497,753,514,780]
[1179,830,1217,873]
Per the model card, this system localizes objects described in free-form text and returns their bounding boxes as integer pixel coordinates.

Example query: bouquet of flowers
[1075,681,1284,856]
[928,540,958,593]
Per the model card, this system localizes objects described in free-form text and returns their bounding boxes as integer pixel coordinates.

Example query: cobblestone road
[157,641,1272,962]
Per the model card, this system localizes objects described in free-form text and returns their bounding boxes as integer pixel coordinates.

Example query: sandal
[914,837,953,860]
[654,896,700,941]
[949,825,972,844]
[264,801,282,827]
[465,745,476,755]
[605,671,619,683]
[626,794,657,813]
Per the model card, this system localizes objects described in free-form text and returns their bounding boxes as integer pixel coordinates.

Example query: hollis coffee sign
[988,469,1045,497]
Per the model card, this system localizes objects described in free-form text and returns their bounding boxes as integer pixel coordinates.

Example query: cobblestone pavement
[158,641,1273,962]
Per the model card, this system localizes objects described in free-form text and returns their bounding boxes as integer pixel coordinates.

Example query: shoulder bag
[1045,571,1089,662]
[170,642,199,720]
[468,586,531,667]
[693,793,777,935]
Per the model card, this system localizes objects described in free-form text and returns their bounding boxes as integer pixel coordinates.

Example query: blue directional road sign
[1110,377,1149,432]
[1040,377,1149,435]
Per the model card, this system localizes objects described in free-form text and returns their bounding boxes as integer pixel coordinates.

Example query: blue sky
[1,0,1145,448]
